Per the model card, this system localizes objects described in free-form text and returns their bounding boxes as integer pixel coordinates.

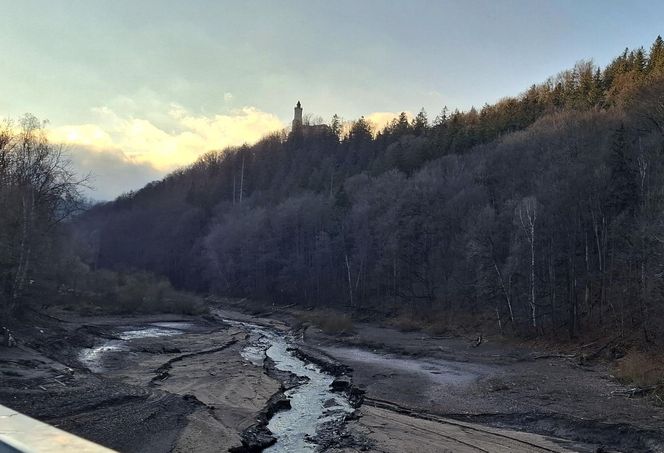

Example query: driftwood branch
[611,385,661,398]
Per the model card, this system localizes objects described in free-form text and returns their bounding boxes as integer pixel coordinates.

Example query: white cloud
[50,105,284,172]
[46,104,285,199]
[48,106,417,200]
[365,111,413,132]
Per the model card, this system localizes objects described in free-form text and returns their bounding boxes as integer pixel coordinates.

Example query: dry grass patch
[298,309,355,335]
[426,318,451,336]
[388,312,451,335]
[390,313,424,332]
[615,350,664,388]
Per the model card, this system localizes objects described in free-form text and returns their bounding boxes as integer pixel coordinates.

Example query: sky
[1,0,663,200]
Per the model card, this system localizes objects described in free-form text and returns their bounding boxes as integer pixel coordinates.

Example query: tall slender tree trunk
[518,197,538,330]
[488,236,514,324]
[492,259,514,324]
[11,189,35,314]
[392,256,398,304]
[569,245,577,339]
[591,209,605,327]
[495,304,503,334]
[549,248,556,332]
[530,228,536,329]
[637,138,649,341]
[345,254,353,307]
[584,230,590,323]
[239,155,245,204]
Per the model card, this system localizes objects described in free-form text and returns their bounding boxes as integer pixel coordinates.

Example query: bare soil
[2,303,664,452]
[0,309,286,452]
[301,321,664,452]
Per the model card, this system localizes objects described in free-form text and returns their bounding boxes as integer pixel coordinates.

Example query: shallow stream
[78,319,353,452]
[78,322,192,373]
[223,319,354,452]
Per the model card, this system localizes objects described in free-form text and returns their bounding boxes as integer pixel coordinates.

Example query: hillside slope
[75,38,664,340]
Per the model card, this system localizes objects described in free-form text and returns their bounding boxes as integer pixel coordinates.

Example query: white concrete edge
[0,404,115,453]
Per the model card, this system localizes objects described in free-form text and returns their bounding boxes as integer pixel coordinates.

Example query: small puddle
[224,319,354,452]
[322,346,490,386]
[78,322,192,372]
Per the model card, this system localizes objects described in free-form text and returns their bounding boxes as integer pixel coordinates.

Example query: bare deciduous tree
[0,115,86,320]
[517,196,538,329]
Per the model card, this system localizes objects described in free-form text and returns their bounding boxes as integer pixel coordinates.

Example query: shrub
[168,294,208,315]
[298,309,354,335]
[55,268,208,315]
[615,350,664,388]
[390,313,424,332]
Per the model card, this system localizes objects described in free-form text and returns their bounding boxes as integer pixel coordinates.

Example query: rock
[161,346,181,354]
[323,398,339,408]
[182,393,203,404]
[347,387,366,408]
[201,314,218,323]
[330,375,352,392]
[265,392,291,418]
[292,345,352,375]
[230,425,276,452]
[264,357,303,389]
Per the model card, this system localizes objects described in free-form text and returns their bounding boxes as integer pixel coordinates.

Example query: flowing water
[78,322,192,372]
[223,320,354,452]
[78,319,353,451]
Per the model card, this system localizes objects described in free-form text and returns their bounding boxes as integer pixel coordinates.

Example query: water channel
[78,319,353,452]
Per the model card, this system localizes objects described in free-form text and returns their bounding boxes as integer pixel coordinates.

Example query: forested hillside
[75,37,664,339]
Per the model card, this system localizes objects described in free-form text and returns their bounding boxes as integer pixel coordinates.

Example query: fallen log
[611,385,661,398]
[527,353,577,360]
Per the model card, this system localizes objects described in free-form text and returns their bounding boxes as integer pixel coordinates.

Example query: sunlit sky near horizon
[1,0,663,199]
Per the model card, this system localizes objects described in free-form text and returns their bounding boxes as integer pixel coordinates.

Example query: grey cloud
[66,145,164,201]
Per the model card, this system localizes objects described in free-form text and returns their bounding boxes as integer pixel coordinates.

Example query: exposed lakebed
[6,308,662,452]
[77,318,354,452]
[78,321,194,373]
[322,345,492,386]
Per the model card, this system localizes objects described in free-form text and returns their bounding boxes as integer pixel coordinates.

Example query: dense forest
[8,37,664,340]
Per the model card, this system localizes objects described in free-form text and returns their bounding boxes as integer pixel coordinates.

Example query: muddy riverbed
[302,321,664,452]
[1,306,664,452]
[202,319,355,452]
[0,309,359,452]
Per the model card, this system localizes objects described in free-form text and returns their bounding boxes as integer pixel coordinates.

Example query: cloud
[48,106,416,200]
[47,104,285,200]
[50,105,284,172]
[65,145,163,201]
[365,111,413,131]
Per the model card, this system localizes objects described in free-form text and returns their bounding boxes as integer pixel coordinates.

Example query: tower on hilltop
[293,101,303,129]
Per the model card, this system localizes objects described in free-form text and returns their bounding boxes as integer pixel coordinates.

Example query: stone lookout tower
[292,101,303,129]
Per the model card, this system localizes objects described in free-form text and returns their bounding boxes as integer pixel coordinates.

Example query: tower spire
[293,100,303,129]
